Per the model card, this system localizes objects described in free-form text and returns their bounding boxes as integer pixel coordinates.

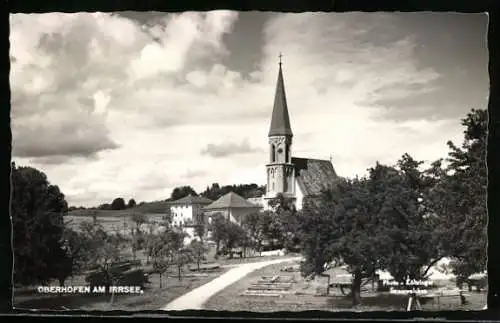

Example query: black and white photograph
[10,11,488,312]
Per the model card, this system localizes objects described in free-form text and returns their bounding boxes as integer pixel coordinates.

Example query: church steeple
[266,54,296,201]
[268,55,293,137]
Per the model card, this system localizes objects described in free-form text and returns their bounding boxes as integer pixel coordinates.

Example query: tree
[11,164,69,286]
[209,213,230,255]
[80,222,124,298]
[241,212,265,255]
[299,176,389,306]
[165,230,192,280]
[111,198,127,210]
[427,109,487,283]
[268,194,301,252]
[170,186,198,200]
[194,222,205,243]
[129,213,147,260]
[190,240,208,270]
[373,157,441,284]
[224,222,247,258]
[127,199,137,208]
[149,232,176,288]
[54,227,89,286]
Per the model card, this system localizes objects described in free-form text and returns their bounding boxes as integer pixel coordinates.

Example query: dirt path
[161,256,302,311]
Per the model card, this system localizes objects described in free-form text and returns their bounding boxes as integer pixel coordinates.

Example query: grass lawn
[14,268,228,311]
[204,260,487,312]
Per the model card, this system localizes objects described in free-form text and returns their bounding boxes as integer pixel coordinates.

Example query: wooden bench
[406,290,471,311]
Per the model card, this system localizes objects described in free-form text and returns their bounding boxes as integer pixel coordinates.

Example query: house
[166,194,213,228]
[204,191,262,226]
[258,59,339,211]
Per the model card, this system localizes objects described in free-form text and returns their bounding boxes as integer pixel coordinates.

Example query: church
[259,58,339,211]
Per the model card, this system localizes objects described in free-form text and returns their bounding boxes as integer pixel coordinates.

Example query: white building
[167,194,213,228]
[204,192,262,226]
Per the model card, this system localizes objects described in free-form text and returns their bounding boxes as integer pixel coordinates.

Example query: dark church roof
[292,157,338,197]
[167,195,213,205]
[204,192,262,210]
[268,64,293,137]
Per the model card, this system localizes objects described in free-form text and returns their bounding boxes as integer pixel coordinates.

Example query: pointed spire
[269,54,293,137]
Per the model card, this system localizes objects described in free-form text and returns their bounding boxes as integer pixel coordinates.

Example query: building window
[285,144,289,162]
[271,144,276,162]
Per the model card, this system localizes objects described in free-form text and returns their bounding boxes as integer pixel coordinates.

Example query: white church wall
[295,182,304,211]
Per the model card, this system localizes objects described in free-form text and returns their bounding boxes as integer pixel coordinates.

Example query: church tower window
[271,144,276,162]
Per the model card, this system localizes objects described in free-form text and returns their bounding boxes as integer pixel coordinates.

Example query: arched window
[271,145,276,162]
[285,144,289,162]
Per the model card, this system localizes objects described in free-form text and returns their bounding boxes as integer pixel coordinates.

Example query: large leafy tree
[110,197,127,210]
[375,156,442,284]
[170,186,198,200]
[427,109,487,283]
[300,176,386,305]
[11,163,69,285]
[299,159,442,306]
[127,198,137,208]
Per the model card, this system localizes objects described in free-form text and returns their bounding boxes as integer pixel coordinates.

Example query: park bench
[466,275,487,292]
[404,290,471,311]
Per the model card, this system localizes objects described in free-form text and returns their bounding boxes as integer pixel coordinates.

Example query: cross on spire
[279,52,283,66]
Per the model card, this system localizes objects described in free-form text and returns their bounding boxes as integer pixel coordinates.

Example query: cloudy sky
[10,11,489,207]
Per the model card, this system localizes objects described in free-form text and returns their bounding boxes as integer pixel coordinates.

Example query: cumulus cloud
[9,12,487,206]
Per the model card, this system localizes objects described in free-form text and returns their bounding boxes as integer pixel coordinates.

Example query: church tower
[265,56,296,203]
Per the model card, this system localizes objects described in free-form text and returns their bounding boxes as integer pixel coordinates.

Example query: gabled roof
[167,194,213,205]
[268,64,293,137]
[204,192,262,210]
[292,157,338,196]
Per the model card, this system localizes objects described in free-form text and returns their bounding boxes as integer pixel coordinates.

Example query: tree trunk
[178,266,182,281]
[109,287,116,305]
[159,272,162,288]
[197,258,200,270]
[351,269,362,306]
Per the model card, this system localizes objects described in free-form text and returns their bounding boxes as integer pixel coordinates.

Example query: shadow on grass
[14,293,113,310]
[326,294,428,311]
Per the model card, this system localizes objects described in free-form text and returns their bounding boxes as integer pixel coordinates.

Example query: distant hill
[66,182,266,218]
[67,200,170,217]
